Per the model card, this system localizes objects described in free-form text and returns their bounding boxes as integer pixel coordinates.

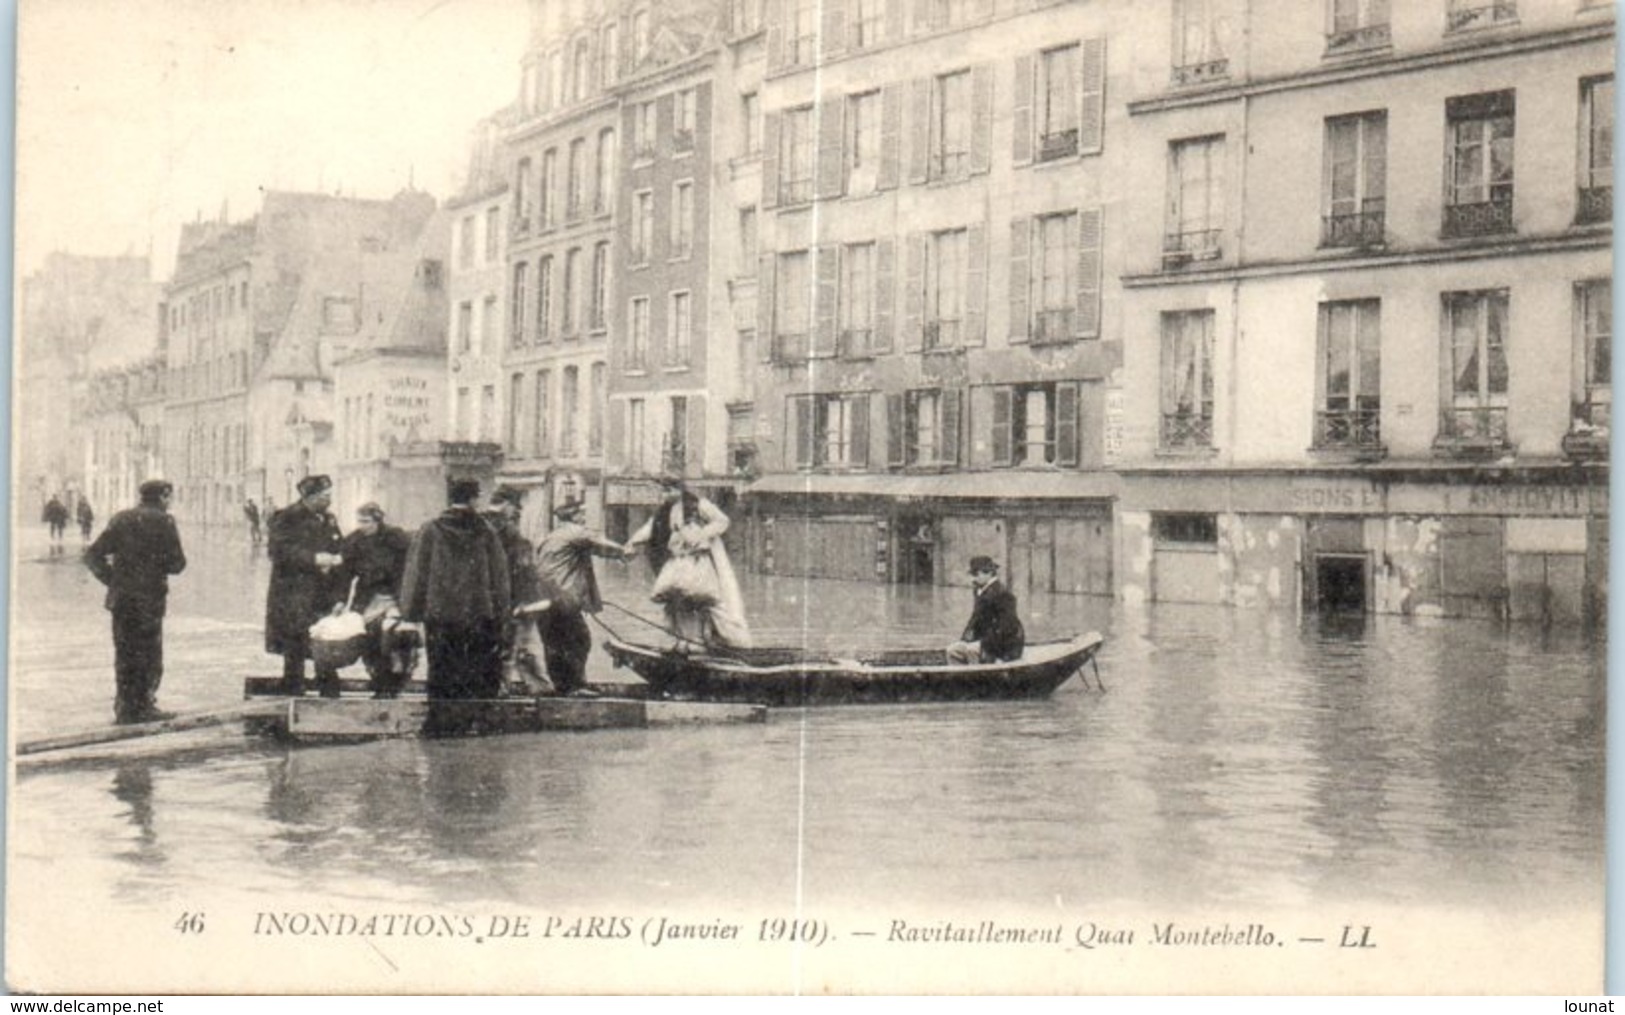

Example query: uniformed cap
[296,474,333,498]
[138,479,173,500]
[490,485,526,508]
[968,555,999,574]
[552,498,586,520]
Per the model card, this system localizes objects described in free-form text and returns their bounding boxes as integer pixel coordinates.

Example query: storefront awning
[745,470,1120,501]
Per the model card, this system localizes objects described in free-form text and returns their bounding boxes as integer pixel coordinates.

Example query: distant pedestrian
[43,495,69,554]
[83,479,187,725]
[399,479,511,720]
[482,486,552,694]
[339,502,414,697]
[535,498,629,696]
[243,499,263,546]
[265,475,346,697]
[945,556,1024,665]
[76,499,95,543]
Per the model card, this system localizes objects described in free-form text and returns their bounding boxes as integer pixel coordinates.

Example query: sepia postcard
[7,0,1612,995]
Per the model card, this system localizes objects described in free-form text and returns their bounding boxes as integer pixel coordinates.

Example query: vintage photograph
[8,0,1610,995]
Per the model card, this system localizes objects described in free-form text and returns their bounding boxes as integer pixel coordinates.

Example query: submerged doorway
[1315,554,1367,612]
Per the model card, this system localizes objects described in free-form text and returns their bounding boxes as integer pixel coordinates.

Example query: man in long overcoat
[84,479,187,724]
[266,474,346,696]
[399,478,511,712]
[483,485,551,693]
[946,555,1025,665]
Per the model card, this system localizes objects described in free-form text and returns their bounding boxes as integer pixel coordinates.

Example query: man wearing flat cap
[946,555,1025,665]
[534,498,630,696]
[84,479,188,724]
[266,474,347,696]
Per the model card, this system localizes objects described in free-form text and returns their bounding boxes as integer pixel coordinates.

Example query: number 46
[174,912,206,934]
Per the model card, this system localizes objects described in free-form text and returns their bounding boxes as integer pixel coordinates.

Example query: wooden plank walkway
[274,695,767,741]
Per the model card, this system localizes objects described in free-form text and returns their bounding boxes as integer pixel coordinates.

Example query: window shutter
[814,246,839,357]
[886,392,906,466]
[765,0,787,71]
[942,387,962,464]
[758,254,777,360]
[991,386,1013,465]
[1012,54,1034,166]
[762,113,782,210]
[816,94,845,200]
[851,395,871,467]
[1078,37,1106,155]
[913,0,934,33]
[903,232,924,352]
[970,63,993,176]
[885,0,905,45]
[793,396,813,468]
[964,223,987,346]
[874,238,896,354]
[1076,208,1102,339]
[1009,217,1030,344]
[821,0,846,59]
[902,392,919,464]
[1056,382,1080,466]
[619,14,633,78]
[879,84,903,190]
[908,78,931,185]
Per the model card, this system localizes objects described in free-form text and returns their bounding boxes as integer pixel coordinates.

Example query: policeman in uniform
[84,479,188,724]
[266,474,346,696]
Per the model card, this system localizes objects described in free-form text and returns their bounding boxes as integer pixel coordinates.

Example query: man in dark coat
[483,485,552,694]
[946,555,1025,665]
[266,474,346,697]
[43,494,69,554]
[76,498,95,542]
[340,501,413,697]
[399,478,511,714]
[84,479,187,724]
[535,498,628,696]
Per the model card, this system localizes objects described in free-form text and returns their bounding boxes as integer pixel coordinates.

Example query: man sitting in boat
[946,556,1025,665]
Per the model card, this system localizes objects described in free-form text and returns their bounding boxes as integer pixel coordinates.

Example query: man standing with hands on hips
[265,474,346,697]
[84,479,187,724]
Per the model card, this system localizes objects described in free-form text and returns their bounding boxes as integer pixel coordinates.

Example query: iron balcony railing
[1325,23,1391,54]
[1171,58,1229,87]
[930,151,969,180]
[1313,408,1382,451]
[1438,406,1509,446]
[775,331,810,362]
[923,318,961,350]
[1443,197,1514,238]
[1038,129,1079,162]
[1578,185,1612,225]
[778,178,814,205]
[1321,202,1386,247]
[840,328,874,358]
[1447,2,1518,32]
[1162,229,1222,267]
[1033,308,1075,344]
[1160,411,1214,450]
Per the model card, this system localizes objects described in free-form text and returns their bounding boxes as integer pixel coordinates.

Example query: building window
[1322,111,1386,247]
[457,301,473,353]
[535,256,553,342]
[737,329,757,400]
[668,291,692,367]
[671,180,694,259]
[1326,0,1390,53]
[480,385,496,443]
[1439,289,1510,447]
[456,386,470,440]
[739,206,758,268]
[539,148,558,228]
[482,295,498,353]
[924,228,966,350]
[510,261,530,347]
[589,362,605,455]
[846,91,881,196]
[853,0,883,46]
[921,0,983,31]
[567,138,586,221]
[991,382,1079,466]
[1579,76,1613,225]
[1173,0,1228,86]
[742,93,761,156]
[665,396,688,472]
[628,297,650,371]
[458,216,475,269]
[633,101,657,160]
[1032,212,1077,343]
[775,250,812,360]
[1444,90,1515,238]
[675,88,698,151]
[780,106,815,205]
[633,8,651,62]
[732,0,761,35]
[1315,299,1382,452]
[508,373,525,449]
[600,22,619,87]
[484,206,500,262]
[632,191,654,264]
[790,0,817,65]
[562,249,581,335]
[572,37,592,102]
[534,370,551,456]
[595,129,616,216]
[1164,135,1224,266]
[560,366,579,456]
[627,398,646,472]
[1154,513,1218,546]
[513,159,533,229]
[839,242,876,357]
[1037,45,1079,162]
[590,243,609,331]
[1160,309,1215,450]
[1572,279,1611,435]
[1447,0,1518,33]
[931,70,972,181]
[793,393,870,468]
[887,388,962,466]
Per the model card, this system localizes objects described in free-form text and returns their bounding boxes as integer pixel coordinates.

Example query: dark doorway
[897,516,935,585]
[1316,555,1366,612]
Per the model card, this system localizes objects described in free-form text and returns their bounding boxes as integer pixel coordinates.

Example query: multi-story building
[743,0,1126,598]
[1114,0,1612,624]
[446,116,513,451]
[75,355,166,518]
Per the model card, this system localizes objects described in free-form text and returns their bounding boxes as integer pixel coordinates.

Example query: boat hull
[604,633,1105,707]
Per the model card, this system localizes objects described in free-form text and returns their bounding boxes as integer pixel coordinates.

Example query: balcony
[1561,400,1610,461]
[1162,229,1222,268]
[1577,185,1612,226]
[1446,2,1517,32]
[1037,129,1079,162]
[1325,23,1391,55]
[1033,308,1075,344]
[840,328,874,358]
[1313,408,1384,457]
[923,318,961,351]
[1433,406,1510,456]
[1160,411,1214,451]
[774,331,810,362]
[1443,197,1513,238]
[1321,203,1386,248]
[1171,58,1229,88]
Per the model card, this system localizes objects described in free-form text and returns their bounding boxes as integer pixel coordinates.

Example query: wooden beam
[16,701,289,756]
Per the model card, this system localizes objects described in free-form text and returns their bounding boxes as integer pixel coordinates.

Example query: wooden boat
[603,632,1106,707]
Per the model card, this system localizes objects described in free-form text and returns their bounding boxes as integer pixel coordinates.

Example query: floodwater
[6,527,1605,989]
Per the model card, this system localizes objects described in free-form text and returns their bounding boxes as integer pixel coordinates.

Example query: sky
[15,0,532,281]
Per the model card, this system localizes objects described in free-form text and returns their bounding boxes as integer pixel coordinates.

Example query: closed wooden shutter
[908,78,931,185]
[1012,54,1034,166]
[850,394,871,467]
[821,0,846,59]
[964,222,986,346]
[886,392,906,466]
[942,387,963,464]
[970,63,993,176]
[762,112,782,210]
[765,0,787,71]
[874,238,896,353]
[814,246,839,357]
[1009,217,1030,344]
[879,84,903,190]
[816,94,845,200]
[1076,208,1102,339]
[1078,38,1106,156]
[793,396,814,468]
[991,386,1013,465]
[1056,381,1080,466]
[758,253,777,360]
[903,232,924,352]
